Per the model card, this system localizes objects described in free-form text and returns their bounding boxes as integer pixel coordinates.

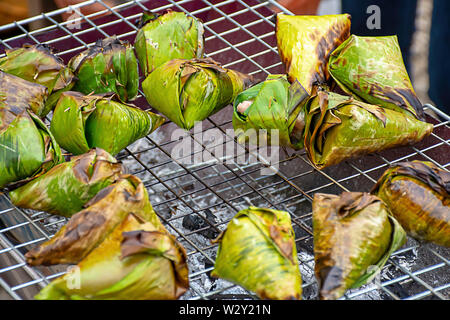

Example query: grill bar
[0,0,448,300]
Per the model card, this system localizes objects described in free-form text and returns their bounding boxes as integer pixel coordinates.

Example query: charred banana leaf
[25,175,163,266]
[328,35,425,120]
[10,148,123,217]
[211,206,302,300]
[0,95,63,189]
[68,37,139,102]
[233,74,309,150]
[134,10,204,77]
[50,91,164,156]
[0,71,49,117]
[35,212,188,300]
[0,44,75,117]
[276,13,351,94]
[372,161,450,247]
[313,192,406,300]
[142,58,253,130]
[304,90,433,169]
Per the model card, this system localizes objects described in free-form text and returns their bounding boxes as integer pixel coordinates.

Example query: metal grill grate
[0,0,449,300]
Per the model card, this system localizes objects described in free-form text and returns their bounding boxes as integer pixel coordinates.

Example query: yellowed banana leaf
[9,148,123,217]
[372,161,450,247]
[276,13,351,94]
[25,175,163,266]
[35,212,188,300]
[313,192,406,300]
[211,206,302,300]
[303,90,433,169]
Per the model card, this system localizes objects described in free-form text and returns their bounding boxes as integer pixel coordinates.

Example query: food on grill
[0,71,49,117]
[9,148,123,217]
[50,91,165,156]
[134,10,204,77]
[35,211,188,300]
[0,89,63,189]
[142,58,253,130]
[328,35,425,120]
[211,206,303,300]
[303,90,433,169]
[275,13,351,94]
[372,161,450,247]
[0,44,75,117]
[232,74,309,150]
[68,37,139,102]
[313,192,406,300]
[25,175,163,266]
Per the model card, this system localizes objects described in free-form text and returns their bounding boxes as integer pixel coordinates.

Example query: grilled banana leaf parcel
[142,58,253,130]
[10,148,123,217]
[50,91,165,156]
[276,13,351,94]
[0,96,63,189]
[134,10,204,77]
[328,35,425,120]
[303,90,433,169]
[233,74,309,150]
[68,37,139,102]
[25,175,163,266]
[372,161,450,247]
[0,71,49,117]
[211,206,302,300]
[313,192,406,300]
[35,212,188,300]
[0,44,75,117]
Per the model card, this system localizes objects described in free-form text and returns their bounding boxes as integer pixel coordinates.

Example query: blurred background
[0,0,447,113]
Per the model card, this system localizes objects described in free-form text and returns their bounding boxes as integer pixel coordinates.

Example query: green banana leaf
[328,35,425,120]
[313,192,406,300]
[0,95,63,189]
[134,10,204,77]
[9,148,123,217]
[233,74,309,150]
[211,206,302,300]
[0,71,49,117]
[68,37,139,102]
[142,58,253,130]
[25,174,164,266]
[50,91,165,156]
[35,212,188,300]
[372,161,450,247]
[303,90,433,169]
[0,44,75,117]
[275,13,351,94]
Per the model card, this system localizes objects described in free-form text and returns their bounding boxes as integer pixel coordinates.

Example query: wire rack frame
[0,0,448,300]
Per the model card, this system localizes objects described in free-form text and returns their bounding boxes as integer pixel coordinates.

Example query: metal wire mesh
[0,0,449,300]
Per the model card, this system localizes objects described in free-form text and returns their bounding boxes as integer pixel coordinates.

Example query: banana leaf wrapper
[50,91,165,156]
[0,44,75,117]
[233,74,309,150]
[328,35,425,120]
[9,148,123,217]
[25,174,164,266]
[0,71,49,118]
[0,98,63,189]
[211,206,302,300]
[276,13,351,94]
[372,161,450,247]
[134,10,204,77]
[35,212,188,300]
[313,192,406,300]
[68,37,139,102]
[143,58,253,130]
[304,90,433,169]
